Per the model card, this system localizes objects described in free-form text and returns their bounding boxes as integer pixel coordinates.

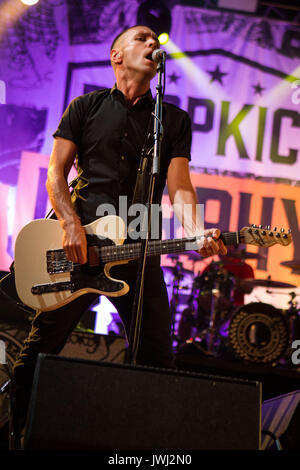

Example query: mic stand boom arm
[126,57,165,365]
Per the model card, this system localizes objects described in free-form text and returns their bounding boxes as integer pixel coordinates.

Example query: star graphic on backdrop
[168,71,181,84]
[253,82,265,95]
[207,65,228,85]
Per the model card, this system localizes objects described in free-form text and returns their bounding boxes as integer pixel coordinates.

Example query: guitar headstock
[240,225,292,247]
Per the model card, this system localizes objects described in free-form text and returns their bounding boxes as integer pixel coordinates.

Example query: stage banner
[165,5,300,182]
[0,1,299,301]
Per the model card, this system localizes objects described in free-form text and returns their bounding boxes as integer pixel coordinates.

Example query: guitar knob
[269,232,274,237]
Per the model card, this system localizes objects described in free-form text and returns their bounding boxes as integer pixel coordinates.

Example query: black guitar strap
[131,108,154,207]
[126,109,155,241]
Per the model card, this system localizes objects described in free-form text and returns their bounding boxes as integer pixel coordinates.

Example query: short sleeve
[169,110,192,161]
[53,95,88,146]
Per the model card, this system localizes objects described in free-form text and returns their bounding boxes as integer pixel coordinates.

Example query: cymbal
[281,260,300,270]
[226,250,265,260]
[244,278,296,288]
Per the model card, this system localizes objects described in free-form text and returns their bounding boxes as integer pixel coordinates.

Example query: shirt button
[124,132,128,137]
[121,155,125,160]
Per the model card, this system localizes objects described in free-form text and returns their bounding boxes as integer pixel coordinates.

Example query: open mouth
[145,52,154,62]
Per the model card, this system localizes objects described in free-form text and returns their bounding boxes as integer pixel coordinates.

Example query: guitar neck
[100,231,242,263]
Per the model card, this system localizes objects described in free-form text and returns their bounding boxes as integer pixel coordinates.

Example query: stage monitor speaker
[23,354,261,450]
[261,389,300,450]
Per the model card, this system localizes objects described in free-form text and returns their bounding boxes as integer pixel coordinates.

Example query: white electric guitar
[14,215,292,312]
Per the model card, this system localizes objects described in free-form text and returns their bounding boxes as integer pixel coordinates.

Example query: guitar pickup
[47,249,73,274]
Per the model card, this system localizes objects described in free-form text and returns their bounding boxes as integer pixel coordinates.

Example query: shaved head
[110,25,159,51]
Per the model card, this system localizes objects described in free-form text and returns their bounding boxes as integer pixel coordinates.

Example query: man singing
[12,25,227,444]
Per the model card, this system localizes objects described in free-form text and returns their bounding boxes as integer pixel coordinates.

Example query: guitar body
[14,216,129,312]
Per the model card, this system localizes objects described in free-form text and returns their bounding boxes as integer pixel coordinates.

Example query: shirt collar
[110,83,153,104]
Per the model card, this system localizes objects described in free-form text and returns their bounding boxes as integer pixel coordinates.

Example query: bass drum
[228,302,289,364]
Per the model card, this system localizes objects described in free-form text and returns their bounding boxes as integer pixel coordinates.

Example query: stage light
[20,0,39,5]
[137,0,172,38]
[163,38,229,100]
[158,32,169,45]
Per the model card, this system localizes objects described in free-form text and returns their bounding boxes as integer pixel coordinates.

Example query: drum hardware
[162,262,194,343]
[177,277,203,343]
[165,257,299,364]
[177,262,235,355]
[197,277,224,355]
[195,269,235,356]
[242,277,296,289]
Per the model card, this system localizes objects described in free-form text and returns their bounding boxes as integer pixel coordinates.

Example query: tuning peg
[288,229,292,233]
[259,225,262,228]
[265,225,271,230]
[273,227,277,231]
[280,228,285,232]
[252,224,256,228]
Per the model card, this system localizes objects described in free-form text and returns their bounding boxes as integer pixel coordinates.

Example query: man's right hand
[46,137,88,265]
[62,221,87,264]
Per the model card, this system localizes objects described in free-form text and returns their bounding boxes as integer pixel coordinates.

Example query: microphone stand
[126,55,165,365]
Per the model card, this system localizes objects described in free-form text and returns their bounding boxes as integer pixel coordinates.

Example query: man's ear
[111,49,122,65]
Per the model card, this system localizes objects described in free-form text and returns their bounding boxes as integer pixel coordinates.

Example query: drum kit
[162,253,300,367]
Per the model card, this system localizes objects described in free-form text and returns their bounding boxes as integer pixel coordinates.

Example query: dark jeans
[12,261,173,432]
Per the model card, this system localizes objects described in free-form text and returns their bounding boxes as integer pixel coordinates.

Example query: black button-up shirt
[53,86,191,227]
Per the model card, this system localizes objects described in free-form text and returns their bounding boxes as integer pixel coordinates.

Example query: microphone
[152,49,166,63]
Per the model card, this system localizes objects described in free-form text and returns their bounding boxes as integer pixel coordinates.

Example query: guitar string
[48,231,245,271]
[50,231,290,270]
[46,229,289,273]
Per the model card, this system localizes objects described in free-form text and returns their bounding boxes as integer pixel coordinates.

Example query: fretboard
[100,231,242,263]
